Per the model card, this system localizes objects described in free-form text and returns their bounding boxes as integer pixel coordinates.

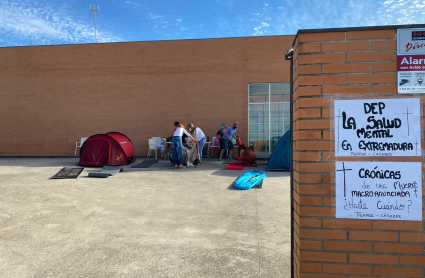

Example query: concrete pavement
[0,158,290,278]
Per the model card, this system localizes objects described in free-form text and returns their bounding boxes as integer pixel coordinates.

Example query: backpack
[214,138,220,146]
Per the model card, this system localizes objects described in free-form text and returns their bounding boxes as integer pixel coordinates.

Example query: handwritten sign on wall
[336,162,422,221]
[334,98,421,157]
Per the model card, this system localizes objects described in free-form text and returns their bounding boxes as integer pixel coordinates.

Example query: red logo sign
[397,55,425,71]
[116,153,124,161]
[412,30,425,40]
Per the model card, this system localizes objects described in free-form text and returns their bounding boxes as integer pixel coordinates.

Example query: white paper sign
[334,98,421,157]
[336,162,422,221]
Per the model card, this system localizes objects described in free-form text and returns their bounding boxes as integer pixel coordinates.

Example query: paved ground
[0,158,290,278]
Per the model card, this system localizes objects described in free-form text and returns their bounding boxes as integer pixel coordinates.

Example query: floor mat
[131,160,157,168]
[223,160,268,166]
[88,166,123,178]
[51,167,84,179]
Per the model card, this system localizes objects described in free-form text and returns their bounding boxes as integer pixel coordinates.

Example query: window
[248,83,290,154]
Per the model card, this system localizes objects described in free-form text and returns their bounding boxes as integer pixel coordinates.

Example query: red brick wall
[293,29,425,277]
[0,36,293,155]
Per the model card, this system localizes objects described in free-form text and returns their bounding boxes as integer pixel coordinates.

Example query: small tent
[266,131,290,171]
[78,132,136,166]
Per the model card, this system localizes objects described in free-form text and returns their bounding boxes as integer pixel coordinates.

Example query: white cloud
[2,0,424,46]
[253,21,271,36]
[253,28,263,35]
[271,0,425,35]
[147,13,164,20]
[215,0,234,9]
[125,1,140,7]
[378,0,425,24]
[0,0,122,46]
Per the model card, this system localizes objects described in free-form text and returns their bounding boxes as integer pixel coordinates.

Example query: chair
[75,137,88,156]
[209,136,219,158]
[203,141,211,159]
[147,139,158,159]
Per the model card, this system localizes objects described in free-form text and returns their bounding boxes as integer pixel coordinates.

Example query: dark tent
[78,132,136,166]
[267,130,290,171]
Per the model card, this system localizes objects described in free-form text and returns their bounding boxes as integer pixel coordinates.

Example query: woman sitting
[155,138,167,159]
[235,144,257,167]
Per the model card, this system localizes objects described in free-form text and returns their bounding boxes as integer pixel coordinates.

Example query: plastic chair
[75,137,88,156]
[147,139,158,159]
[209,136,219,158]
[202,141,211,159]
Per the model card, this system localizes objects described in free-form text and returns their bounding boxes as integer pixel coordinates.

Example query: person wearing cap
[220,122,238,160]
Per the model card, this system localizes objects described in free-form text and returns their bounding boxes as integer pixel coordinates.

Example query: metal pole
[90,4,100,43]
[94,12,97,43]
[285,48,294,278]
[269,83,271,154]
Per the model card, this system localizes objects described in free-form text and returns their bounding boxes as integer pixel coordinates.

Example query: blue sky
[0,0,424,47]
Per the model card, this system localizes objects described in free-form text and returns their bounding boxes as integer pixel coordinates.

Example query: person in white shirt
[173,122,197,169]
[187,123,206,162]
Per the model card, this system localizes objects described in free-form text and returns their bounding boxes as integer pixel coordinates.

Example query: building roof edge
[292,23,425,47]
[0,34,296,50]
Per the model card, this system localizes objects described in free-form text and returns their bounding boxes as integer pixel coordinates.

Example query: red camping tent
[78,132,136,166]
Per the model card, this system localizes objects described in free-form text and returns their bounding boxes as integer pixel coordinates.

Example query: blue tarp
[266,130,290,171]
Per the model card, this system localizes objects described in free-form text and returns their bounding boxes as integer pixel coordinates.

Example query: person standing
[173,122,197,169]
[187,123,206,162]
[221,122,238,160]
[218,123,231,161]
[216,123,226,144]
